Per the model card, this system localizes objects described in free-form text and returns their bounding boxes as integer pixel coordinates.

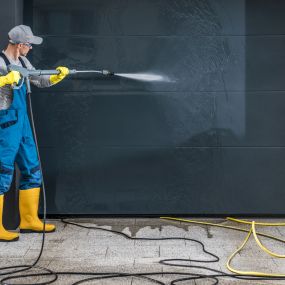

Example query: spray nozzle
[102,70,114,76]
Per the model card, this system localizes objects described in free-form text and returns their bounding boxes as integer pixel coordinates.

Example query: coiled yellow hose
[160,216,285,277]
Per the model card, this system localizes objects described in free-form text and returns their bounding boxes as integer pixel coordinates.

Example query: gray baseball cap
[8,25,43,45]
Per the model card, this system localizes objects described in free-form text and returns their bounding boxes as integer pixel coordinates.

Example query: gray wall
[4,0,285,215]
[0,0,23,48]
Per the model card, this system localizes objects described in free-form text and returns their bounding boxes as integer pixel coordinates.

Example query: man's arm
[0,58,20,110]
[21,57,69,88]
[21,56,52,88]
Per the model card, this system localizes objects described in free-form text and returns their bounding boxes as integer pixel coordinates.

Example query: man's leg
[0,110,21,241]
[16,115,55,233]
[0,164,19,241]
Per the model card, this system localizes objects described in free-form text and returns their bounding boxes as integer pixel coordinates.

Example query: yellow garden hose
[227,217,285,227]
[251,221,285,258]
[160,216,285,277]
[160,217,285,243]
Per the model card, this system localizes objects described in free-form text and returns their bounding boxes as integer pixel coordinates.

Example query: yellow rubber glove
[50,66,69,85]
[0,71,21,88]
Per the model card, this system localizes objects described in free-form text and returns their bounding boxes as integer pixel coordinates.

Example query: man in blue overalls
[0,25,69,241]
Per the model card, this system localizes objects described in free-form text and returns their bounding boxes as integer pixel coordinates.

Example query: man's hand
[0,71,21,87]
[50,66,69,85]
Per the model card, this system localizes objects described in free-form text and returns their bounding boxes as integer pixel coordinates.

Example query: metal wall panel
[22,0,285,214]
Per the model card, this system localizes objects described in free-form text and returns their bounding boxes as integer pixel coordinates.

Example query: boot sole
[20,228,56,233]
[0,236,19,242]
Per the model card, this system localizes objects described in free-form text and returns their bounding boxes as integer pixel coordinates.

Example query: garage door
[23,0,285,215]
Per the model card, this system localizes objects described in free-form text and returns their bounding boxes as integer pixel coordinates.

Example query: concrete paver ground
[1,218,285,284]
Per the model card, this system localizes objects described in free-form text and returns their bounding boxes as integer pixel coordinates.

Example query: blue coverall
[0,81,41,195]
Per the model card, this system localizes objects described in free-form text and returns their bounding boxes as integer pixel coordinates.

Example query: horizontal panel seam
[39,34,285,38]
[38,146,285,149]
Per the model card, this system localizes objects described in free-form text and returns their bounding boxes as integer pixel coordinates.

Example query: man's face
[18,43,32,56]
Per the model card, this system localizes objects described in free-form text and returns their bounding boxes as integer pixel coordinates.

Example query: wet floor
[1,218,285,284]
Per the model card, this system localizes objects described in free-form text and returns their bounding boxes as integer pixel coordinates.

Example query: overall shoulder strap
[0,52,27,69]
[18,57,27,68]
[0,52,11,67]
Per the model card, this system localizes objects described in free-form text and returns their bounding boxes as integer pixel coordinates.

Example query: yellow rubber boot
[0,195,19,242]
[19,188,55,233]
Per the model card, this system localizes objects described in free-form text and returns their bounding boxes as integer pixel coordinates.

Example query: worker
[0,25,69,242]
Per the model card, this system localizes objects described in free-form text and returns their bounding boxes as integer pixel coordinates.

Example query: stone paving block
[160,225,190,237]
[1,246,29,258]
[135,218,164,227]
[45,270,133,285]
[158,238,187,246]
[134,245,160,258]
[134,226,161,238]
[0,257,43,268]
[87,231,114,239]
[92,238,135,248]
[48,258,134,270]
[131,275,164,285]
[89,218,136,226]
[105,245,135,258]
[106,245,159,259]
[159,244,190,259]
[98,279,132,285]
[0,243,8,253]
[25,245,107,260]
[62,227,91,237]
[134,239,163,246]
[132,261,164,272]
[93,257,135,267]
[183,226,211,239]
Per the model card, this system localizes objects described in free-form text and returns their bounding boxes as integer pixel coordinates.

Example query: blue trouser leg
[15,113,42,190]
[0,109,22,195]
[0,164,14,195]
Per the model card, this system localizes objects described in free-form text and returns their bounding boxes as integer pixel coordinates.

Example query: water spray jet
[115,72,170,82]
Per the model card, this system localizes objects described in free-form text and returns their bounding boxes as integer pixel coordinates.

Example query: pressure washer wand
[74,70,114,76]
[29,69,114,76]
[7,65,114,93]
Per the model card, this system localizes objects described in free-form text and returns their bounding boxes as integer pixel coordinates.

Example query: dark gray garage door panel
[23,0,285,214]
[39,146,285,214]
